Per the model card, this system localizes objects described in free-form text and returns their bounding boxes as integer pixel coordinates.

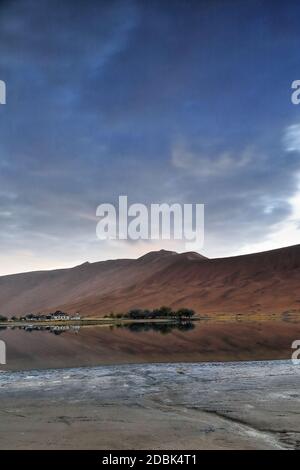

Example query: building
[72,315,81,320]
[52,311,70,321]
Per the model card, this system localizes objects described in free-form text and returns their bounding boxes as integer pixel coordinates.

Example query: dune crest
[1,245,300,317]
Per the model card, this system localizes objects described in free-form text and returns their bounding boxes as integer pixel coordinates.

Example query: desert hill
[1,245,300,317]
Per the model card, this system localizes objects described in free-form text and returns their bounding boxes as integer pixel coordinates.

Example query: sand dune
[1,245,300,317]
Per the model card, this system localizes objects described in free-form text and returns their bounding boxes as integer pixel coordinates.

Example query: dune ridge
[1,245,300,317]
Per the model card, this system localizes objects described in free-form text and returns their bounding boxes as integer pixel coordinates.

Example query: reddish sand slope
[1,245,300,317]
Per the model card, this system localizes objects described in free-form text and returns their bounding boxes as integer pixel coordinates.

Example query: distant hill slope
[1,246,300,317]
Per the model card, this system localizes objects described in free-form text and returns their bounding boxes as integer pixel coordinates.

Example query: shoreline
[0,317,197,328]
[0,310,297,329]
[0,357,288,376]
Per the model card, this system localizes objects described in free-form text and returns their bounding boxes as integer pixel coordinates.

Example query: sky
[1,0,300,275]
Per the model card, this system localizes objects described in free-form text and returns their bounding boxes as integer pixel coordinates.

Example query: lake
[1,317,299,371]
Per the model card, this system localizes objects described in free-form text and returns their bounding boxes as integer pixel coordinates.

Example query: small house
[52,311,70,321]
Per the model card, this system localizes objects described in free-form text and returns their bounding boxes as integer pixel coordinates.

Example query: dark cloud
[0,0,300,273]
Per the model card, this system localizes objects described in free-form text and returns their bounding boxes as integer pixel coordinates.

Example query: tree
[175,308,195,319]
[128,309,145,319]
[0,315,8,321]
[154,306,173,318]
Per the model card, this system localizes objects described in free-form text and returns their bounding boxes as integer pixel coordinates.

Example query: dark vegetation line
[0,307,196,322]
[104,307,196,320]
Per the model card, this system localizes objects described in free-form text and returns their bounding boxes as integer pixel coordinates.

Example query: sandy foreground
[0,360,300,450]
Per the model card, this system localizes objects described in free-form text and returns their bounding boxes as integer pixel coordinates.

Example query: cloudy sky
[0,0,300,275]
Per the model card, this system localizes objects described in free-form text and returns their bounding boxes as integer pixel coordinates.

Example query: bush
[175,308,195,319]
[105,307,197,320]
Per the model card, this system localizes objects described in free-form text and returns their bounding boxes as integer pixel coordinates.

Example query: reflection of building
[52,325,70,331]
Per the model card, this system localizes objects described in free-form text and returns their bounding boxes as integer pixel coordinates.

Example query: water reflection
[113,321,195,334]
[0,321,195,336]
[1,317,300,371]
[0,324,81,335]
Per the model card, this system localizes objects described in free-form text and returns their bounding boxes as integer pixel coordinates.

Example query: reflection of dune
[1,320,300,371]
[0,245,300,318]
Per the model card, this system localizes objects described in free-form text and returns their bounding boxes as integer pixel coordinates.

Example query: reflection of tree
[119,321,195,334]
[8,322,195,336]
[177,321,195,331]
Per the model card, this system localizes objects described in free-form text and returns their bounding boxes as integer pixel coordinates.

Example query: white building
[53,313,70,321]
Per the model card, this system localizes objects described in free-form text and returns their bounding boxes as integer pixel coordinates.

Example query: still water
[0,318,299,371]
